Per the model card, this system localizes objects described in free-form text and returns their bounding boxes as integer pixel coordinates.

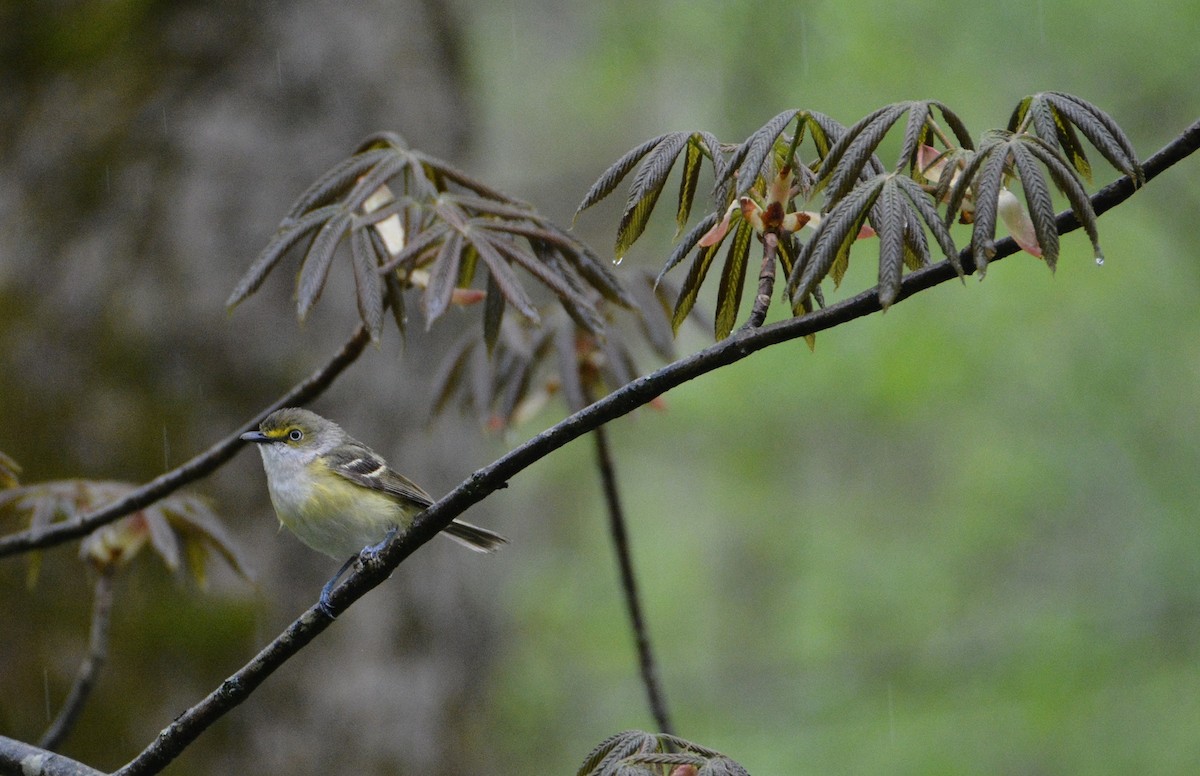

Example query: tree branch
[0,736,104,776]
[0,325,373,559]
[591,419,676,736]
[110,120,1199,775]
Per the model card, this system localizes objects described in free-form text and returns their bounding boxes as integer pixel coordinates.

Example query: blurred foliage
[228,131,633,345]
[0,451,20,489]
[0,477,251,586]
[431,271,676,430]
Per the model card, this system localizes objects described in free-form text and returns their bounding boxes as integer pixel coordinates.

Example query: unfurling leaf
[713,219,754,339]
[1008,92,1144,186]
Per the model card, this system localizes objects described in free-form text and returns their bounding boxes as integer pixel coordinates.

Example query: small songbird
[241,407,506,612]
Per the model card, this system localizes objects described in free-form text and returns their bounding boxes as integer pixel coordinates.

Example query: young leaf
[482,270,505,352]
[575,135,670,221]
[726,109,801,198]
[876,179,907,309]
[297,209,353,320]
[1020,137,1105,263]
[676,135,707,235]
[283,149,391,222]
[1008,141,1061,269]
[788,175,885,306]
[226,205,339,310]
[713,218,753,338]
[1008,92,1143,185]
[656,212,718,288]
[615,132,693,259]
[377,223,448,274]
[349,227,385,339]
[820,101,973,204]
[469,231,540,324]
[422,231,464,327]
[896,174,956,256]
[671,239,722,334]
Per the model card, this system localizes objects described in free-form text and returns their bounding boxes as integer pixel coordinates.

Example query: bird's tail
[443,519,508,552]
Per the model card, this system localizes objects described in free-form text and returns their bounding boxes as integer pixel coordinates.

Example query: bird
[241,407,506,613]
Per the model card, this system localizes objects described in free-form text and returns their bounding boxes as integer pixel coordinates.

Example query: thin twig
[0,325,373,559]
[38,570,116,750]
[591,414,676,736]
[743,232,778,330]
[109,123,1199,776]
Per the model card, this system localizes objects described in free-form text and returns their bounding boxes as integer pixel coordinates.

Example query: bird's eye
[288,429,303,442]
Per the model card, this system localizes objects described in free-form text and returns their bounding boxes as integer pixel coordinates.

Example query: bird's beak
[241,430,269,443]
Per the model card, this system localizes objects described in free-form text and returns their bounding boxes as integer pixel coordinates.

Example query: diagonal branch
[0,325,373,559]
[109,121,1198,776]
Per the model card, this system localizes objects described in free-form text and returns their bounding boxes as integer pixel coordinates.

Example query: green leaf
[350,227,385,339]
[1009,92,1143,185]
[894,174,961,276]
[552,321,587,412]
[966,144,1009,275]
[818,103,905,202]
[801,110,850,160]
[469,230,540,323]
[876,178,906,309]
[575,135,669,221]
[430,335,476,415]
[1020,137,1105,264]
[479,229,601,331]
[377,223,447,274]
[676,135,706,236]
[1009,140,1061,269]
[656,211,718,288]
[297,209,353,320]
[226,205,339,309]
[789,175,885,305]
[345,152,411,212]
[284,149,391,222]
[671,240,722,334]
[615,132,692,259]
[481,221,634,309]
[382,263,407,337]
[713,218,753,339]
[422,231,463,327]
[412,149,519,202]
[482,270,505,353]
[729,109,800,198]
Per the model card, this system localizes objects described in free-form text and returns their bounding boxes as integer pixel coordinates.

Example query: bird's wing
[324,442,435,508]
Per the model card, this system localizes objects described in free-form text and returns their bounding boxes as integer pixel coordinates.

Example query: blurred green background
[2,1,1198,774]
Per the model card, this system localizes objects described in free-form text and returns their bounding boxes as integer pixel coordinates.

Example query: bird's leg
[316,527,399,618]
[359,525,398,561]
[318,555,358,618]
